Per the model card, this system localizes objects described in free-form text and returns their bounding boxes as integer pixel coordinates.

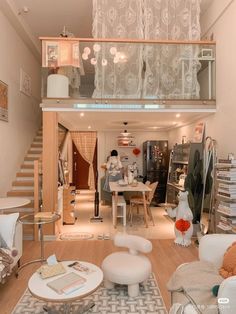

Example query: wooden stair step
[33,138,42,143]
[17,172,34,177]
[28,150,42,155]
[24,156,40,161]
[21,164,34,169]
[31,143,42,148]
[7,190,34,197]
[12,180,34,186]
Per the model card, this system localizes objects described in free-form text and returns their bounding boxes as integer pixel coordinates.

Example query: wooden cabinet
[63,186,76,225]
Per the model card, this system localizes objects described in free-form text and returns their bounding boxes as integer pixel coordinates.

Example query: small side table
[0,197,30,214]
[17,213,60,275]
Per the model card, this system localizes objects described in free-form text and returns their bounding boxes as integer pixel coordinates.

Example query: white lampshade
[47,74,69,98]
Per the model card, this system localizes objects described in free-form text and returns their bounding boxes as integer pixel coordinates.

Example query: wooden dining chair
[129,181,158,226]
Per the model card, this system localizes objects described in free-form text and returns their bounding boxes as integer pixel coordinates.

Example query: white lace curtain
[92,0,201,99]
[92,0,143,98]
[70,132,97,190]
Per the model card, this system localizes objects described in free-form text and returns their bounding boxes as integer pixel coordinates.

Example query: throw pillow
[0,213,19,249]
[219,242,236,278]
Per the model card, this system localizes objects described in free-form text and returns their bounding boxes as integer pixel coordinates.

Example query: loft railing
[40,37,216,109]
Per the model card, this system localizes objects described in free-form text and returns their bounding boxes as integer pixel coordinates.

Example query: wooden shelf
[217,209,236,217]
[172,161,188,165]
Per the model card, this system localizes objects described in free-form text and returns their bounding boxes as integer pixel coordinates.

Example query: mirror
[200,137,217,235]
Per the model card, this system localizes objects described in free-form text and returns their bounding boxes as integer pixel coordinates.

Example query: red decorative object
[175,219,191,234]
[133,147,141,156]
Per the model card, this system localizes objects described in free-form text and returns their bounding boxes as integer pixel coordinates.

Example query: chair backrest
[146,181,158,203]
[114,232,152,255]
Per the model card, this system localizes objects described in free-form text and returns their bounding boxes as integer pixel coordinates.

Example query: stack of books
[218,216,232,231]
[217,167,236,183]
[218,201,236,216]
[35,212,56,220]
[218,182,236,199]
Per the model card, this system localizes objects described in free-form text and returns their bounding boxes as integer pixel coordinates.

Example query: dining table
[109,181,151,228]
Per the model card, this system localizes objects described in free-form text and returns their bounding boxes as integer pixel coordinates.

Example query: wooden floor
[0,239,198,314]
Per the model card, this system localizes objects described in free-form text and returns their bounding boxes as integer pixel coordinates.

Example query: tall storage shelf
[166,142,203,204]
[215,160,236,234]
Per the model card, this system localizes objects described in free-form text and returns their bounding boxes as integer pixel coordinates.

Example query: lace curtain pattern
[92,0,201,99]
[92,0,143,98]
[142,0,201,99]
[70,132,97,190]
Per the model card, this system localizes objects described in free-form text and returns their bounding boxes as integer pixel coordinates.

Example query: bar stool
[112,195,126,226]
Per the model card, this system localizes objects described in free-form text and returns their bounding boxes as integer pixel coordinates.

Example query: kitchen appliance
[143,141,168,204]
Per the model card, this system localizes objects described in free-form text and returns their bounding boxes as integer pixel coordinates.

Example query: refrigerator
[143,141,168,205]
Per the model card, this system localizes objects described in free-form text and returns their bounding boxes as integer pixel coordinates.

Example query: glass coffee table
[28,261,103,314]
[17,213,60,275]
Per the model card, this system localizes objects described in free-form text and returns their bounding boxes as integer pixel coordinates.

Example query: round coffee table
[28,261,103,313]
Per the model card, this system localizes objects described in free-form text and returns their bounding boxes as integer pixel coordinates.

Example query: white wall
[0,10,41,196]
[169,0,236,158]
[97,130,168,181]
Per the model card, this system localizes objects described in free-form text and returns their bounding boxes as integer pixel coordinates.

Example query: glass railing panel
[40,38,216,103]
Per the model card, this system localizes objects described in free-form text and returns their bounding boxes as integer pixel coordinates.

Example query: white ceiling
[58,111,211,132]
[13,0,213,40]
[11,0,214,132]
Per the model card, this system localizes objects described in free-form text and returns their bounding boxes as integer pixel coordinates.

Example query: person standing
[103,150,123,192]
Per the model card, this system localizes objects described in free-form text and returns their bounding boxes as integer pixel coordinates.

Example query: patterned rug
[12,273,167,314]
[59,232,94,241]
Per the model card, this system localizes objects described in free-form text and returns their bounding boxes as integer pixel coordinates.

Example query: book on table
[47,272,86,294]
[35,212,55,220]
[218,159,236,164]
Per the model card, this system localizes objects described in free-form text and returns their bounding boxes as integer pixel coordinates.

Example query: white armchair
[169,234,236,314]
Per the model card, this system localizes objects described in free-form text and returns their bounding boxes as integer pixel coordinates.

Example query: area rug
[12,273,167,314]
[60,232,94,241]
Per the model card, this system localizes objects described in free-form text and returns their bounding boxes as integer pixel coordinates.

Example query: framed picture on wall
[20,69,32,96]
[0,80,8,122]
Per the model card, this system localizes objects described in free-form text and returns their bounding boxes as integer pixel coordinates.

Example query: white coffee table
[28,261,103,314]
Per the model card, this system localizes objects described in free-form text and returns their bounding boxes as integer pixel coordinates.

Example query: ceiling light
[80,112,84,117]
[88,125,91,129]
[176,114,181,118]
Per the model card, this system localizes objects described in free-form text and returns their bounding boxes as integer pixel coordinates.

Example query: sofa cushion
[0,213,19,249]
[167,261,223,313]
[219,241,236,278]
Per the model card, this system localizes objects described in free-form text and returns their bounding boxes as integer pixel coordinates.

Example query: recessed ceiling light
[148,126,161,130]
[88,125,91,129]
[176,114,181,118]
[80,112,84,117]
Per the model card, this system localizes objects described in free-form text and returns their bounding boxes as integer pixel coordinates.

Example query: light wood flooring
[0,239,198,314]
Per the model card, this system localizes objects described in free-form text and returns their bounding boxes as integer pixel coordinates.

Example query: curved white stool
[101,233,152,297]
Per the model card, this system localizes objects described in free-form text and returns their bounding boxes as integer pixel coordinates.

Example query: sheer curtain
[92,0,201,99]
[70,132,97,190]
[92,0,143,98]
[142,0,201,99]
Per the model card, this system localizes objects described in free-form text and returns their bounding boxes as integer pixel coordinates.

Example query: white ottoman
[101,233,152,297]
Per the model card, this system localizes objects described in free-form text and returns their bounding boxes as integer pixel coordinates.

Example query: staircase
[7,129,42,240]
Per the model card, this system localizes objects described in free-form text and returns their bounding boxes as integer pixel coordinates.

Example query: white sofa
[0,221,22,282]
[169,234,236,314]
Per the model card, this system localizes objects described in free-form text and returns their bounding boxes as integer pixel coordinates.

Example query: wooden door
[72,140,97,190]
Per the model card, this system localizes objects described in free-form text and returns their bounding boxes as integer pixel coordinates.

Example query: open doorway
[72,140,97,190]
